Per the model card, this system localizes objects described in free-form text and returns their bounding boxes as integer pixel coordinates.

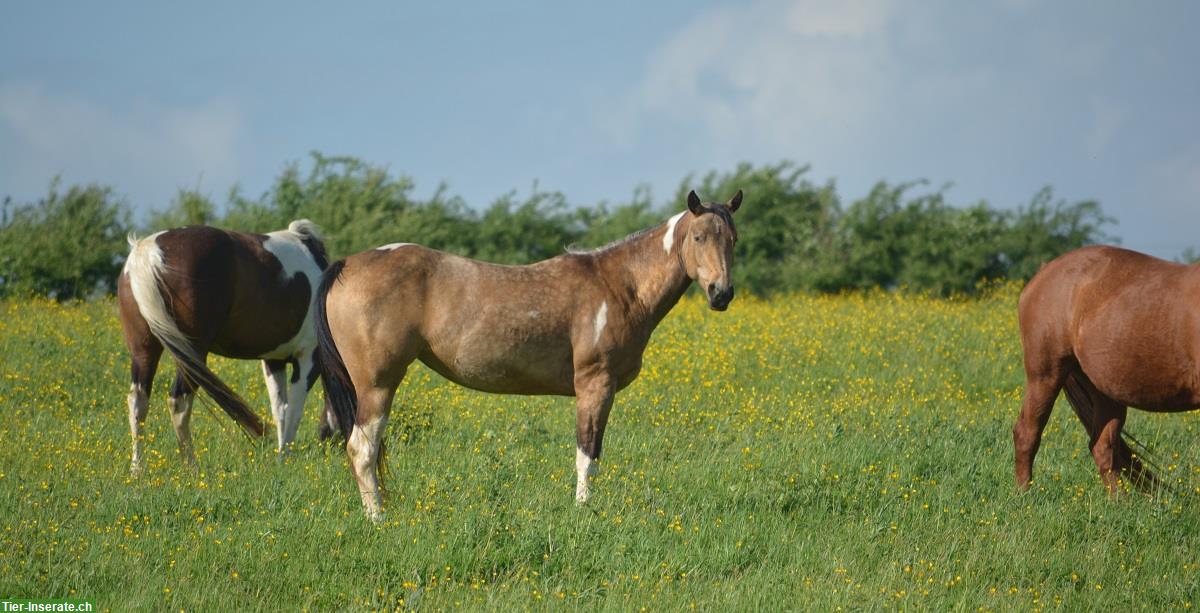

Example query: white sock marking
[575,446,598,504]
[348,415,387,520]
[662,211,686,254]
[127,382,148,473]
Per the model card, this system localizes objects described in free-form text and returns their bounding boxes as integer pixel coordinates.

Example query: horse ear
[727,189,743,212]
[687,190,705,215]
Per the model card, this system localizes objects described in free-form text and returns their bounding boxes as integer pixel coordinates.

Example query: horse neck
[596,214,693,326]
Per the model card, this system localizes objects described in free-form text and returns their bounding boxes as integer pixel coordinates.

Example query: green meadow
[2,287,1198,610]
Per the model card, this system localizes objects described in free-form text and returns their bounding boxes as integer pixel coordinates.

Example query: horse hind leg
[1063,373,1152,492]
[127,352,161,475]
[125,330,162,476]
[348,385,395,521]
[1013,369,1065,490]
[169,370,199,465]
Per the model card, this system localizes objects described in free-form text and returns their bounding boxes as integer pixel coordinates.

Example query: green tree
[147,188,217,230]
[473,187,581,264]
[997,187,1113,280]
[0,180,131,300]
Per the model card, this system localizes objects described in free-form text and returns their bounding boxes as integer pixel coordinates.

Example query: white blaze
[593,301,608,346]
[662,211,686,254]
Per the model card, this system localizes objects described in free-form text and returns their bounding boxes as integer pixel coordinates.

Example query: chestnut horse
[119,220,329,472]
[317,190,742,519]
[1012,244,1194,491]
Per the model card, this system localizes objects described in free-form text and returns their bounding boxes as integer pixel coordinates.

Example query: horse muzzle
[707,284,734,311]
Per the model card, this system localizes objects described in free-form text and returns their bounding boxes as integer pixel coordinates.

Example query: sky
[2,1,1198,257]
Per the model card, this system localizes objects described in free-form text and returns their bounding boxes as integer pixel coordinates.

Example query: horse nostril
[707,283,717,295]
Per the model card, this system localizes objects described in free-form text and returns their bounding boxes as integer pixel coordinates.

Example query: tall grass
[1,287,1198,610]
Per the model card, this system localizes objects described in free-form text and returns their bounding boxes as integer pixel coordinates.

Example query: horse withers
[119,220,330,473]
[1013,245,1200,492]
[317,190,742,520]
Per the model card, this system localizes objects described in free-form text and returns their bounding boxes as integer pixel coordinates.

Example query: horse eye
[693,234,702,242]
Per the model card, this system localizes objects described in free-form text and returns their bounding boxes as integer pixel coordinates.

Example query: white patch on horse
[575,446,598,504]
[662,211,686,254]
[377,242,415,251]
[259,227,325,360]
[593,301,608,347]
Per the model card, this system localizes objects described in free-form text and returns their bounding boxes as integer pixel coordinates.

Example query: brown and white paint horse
[1012,245,1196,492]
[317,190,742,519]
[119,220,329,472]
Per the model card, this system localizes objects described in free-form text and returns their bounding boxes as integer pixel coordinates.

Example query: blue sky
[2,1,1198,257]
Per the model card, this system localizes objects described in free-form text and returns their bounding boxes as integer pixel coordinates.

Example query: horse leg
[1063,373,1154,492]
[574,373,615,504]
[127,344,162,475]
[262,359,289,451]
[1088,402,1128,492]
[1013,369,1065,489]
[348,384,395,521]
[169,370,199,465]
[317,395,338,442]
[279,353,316,450]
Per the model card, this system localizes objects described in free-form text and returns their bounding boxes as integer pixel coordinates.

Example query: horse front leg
[169,372,199,465]
[279,353,315,451]
[262,359,289,452]
[574,373,615,505]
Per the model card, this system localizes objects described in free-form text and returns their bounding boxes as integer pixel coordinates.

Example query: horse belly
[422,325,576,396]
[1075,313,1200,411]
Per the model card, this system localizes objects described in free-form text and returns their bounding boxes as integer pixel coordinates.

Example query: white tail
[124,232,202,366]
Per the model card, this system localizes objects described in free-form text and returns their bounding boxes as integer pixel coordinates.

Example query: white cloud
[784,0,894,38]
[0,82,243,209]
[608,0,902,160]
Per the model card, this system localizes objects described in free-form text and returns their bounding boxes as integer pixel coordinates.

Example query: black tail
[315,259,357,439]
[162,337,265,438]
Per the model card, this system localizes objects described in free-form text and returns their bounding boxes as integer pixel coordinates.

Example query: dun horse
[317,190,742,519]
[119,220,329,472]
[1013,245,1197,491]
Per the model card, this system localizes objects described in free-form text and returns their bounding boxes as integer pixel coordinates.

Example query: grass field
[2,286,1199,610]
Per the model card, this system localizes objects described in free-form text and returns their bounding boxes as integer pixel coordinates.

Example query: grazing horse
[118,220,329,472]
[1012,244,1197,491]
[317,190,742,519]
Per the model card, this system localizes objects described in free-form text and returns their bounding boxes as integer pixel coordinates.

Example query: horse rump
[124,233,265,438]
